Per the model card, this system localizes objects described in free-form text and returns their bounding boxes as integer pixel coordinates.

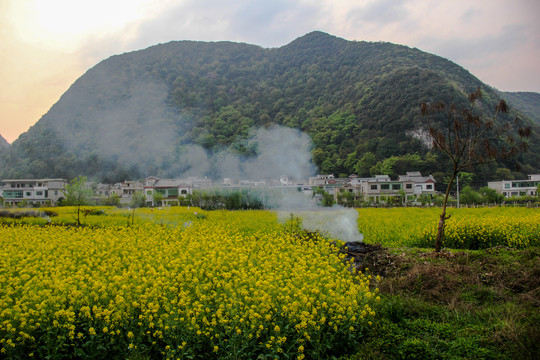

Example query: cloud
[346,0,410,25]
[418,23,527,64]
[117,0,323,50]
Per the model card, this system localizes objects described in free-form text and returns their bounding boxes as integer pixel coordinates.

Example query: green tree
[354,152,377,177]
[153,191,163,207]
[129,191,146,225]
[63,176,94,226]
[459,186,482,205]
[104,193,120,207]
[421,88,530,252]
[479,186,504,204]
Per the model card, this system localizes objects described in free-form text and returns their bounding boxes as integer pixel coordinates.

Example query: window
[381,184,390,190]
[181,190,188,195]
[26,192,32,197]
[168,189,178,197]
[36,191,43,196]
[504,183,511,189]
[370,185,378,190]
[426,184,433,190]
[4,190,23,199]
[406,184,412,189]
[392,184,401,190]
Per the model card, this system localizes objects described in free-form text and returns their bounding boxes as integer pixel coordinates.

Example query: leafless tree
[420,88,531,252]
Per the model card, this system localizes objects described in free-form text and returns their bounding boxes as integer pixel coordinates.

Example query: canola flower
[357,207,540,249]
[0,209,376,359]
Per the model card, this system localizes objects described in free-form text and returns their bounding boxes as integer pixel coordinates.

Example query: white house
[488,174,540,197]
[1,179,67,206]
[144,177,192,206]
[397,171,437,196]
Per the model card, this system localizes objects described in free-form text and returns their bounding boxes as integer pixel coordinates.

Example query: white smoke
[276,192,364,243]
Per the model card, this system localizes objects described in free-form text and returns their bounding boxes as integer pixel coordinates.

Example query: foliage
[62,176,94,226]
[187,189,267,210]
[102,193,120,207]
[1,32,539,182]
[460,186,505,205]
[128,191,146,225]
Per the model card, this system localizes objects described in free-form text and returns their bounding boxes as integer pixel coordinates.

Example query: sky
[1,0,539,144]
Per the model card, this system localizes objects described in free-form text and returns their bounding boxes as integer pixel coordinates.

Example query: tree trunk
[435,171,456,252]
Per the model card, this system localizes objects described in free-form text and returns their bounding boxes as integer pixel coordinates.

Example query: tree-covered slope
[1,31,538,184]
[498,91,540,126]
[0,135,9,149]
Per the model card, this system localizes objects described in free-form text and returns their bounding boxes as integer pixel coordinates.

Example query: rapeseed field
[357,207,540,249]
[0,208,376,359]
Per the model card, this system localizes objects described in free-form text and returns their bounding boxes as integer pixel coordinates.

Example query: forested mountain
[0,135,9,149]
[498,91,540,126]
[1,31,539,186]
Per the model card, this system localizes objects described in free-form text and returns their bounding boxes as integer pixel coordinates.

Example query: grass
[347,245,540,359]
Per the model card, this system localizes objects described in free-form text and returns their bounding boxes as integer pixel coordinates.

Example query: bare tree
[420,88,531,252]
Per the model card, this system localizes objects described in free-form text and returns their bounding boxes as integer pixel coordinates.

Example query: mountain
[0,135,9,149]
[1,31,538,184]
[498,91,540,126]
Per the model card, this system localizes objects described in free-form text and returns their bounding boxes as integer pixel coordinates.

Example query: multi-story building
[488,174,540,197]
[334,172,437,204]
[358,175,415,203]
[397,171,437,196]
[144,177,192,207]
[1,179,67,206]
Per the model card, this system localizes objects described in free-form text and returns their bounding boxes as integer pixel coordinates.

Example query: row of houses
[1,173,538,207]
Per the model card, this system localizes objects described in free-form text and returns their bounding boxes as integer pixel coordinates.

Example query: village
[1,172,539,208]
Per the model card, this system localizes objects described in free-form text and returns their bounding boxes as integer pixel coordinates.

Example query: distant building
[488,174,540,197]
[358,176,414,203]
[1,179,67,206]
[333,172,436,204]
[144,177,192,207]
[397,171,437,196]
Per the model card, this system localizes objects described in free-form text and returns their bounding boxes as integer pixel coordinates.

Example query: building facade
[488,174,540,197]
[1,179,67,206]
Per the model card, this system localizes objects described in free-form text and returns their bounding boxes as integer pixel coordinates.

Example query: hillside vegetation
[1,31,539,184]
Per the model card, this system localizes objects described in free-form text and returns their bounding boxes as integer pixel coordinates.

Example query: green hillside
[498,91,540,126]
[1,31,538,186]
[0,135,9,149]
